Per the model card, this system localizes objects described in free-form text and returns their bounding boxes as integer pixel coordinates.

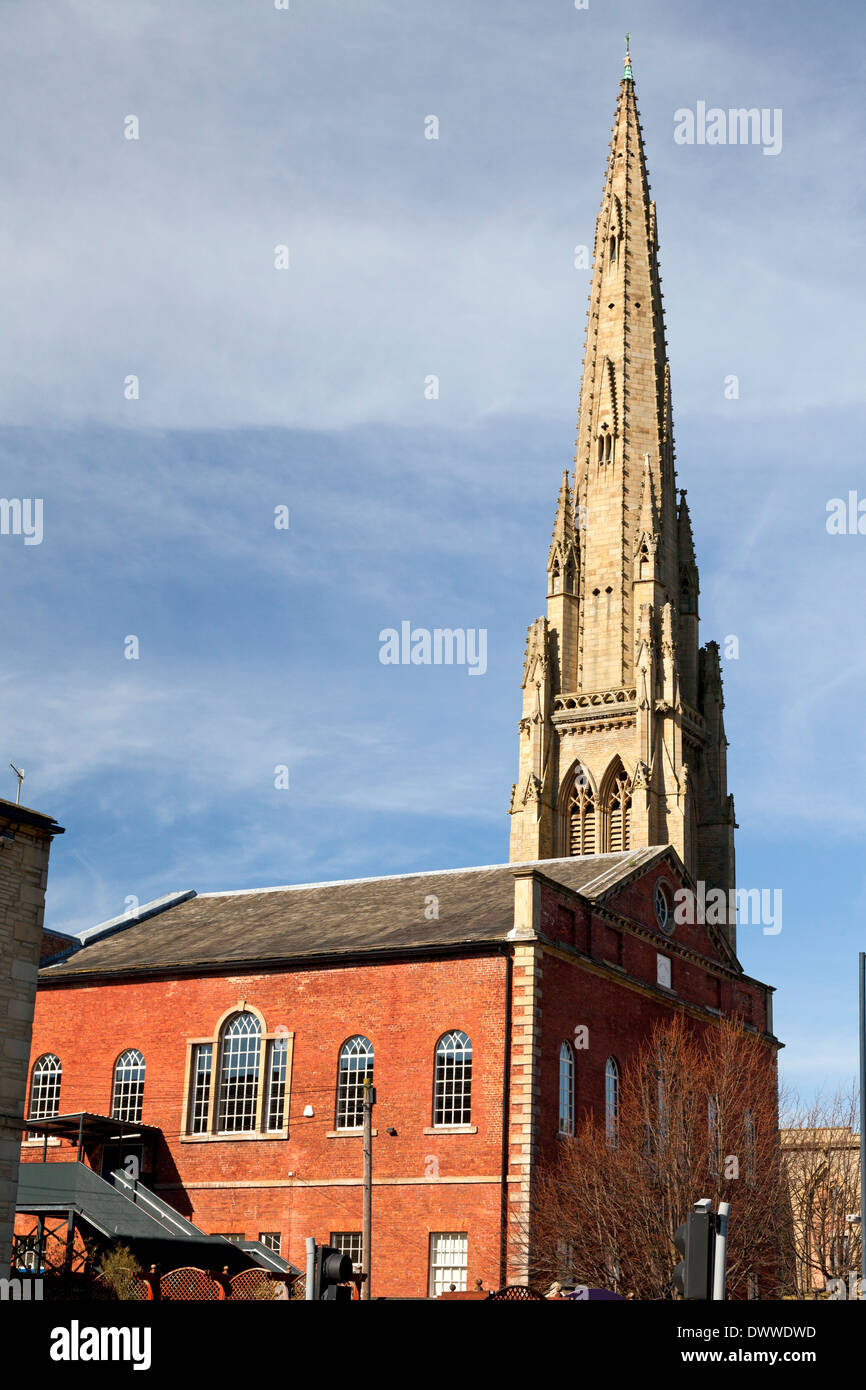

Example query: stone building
[14,50,778,1297]
[0,797,64,1267]
[508,45,736,950]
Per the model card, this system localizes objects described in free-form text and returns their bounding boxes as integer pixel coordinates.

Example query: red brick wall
[17,862,774,1296]
[21,953,509,1297]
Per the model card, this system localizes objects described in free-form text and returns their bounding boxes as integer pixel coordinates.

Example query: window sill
[180,1131,289,1143]
[326,1129,378,1138]
[422,1125,477,1136]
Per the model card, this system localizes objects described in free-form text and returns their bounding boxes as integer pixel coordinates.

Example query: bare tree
[780,1084,861,1299]
[525,1013,786,1299]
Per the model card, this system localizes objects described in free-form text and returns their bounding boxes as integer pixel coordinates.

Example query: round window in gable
[654,881,674,934]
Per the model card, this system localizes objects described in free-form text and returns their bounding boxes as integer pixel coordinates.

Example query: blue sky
[2,0,865,1103]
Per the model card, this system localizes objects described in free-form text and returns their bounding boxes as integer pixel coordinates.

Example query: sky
[1,0,864,1104]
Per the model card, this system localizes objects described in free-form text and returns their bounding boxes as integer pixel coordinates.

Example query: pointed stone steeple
[509,47,737,952]
[573,46,678,690]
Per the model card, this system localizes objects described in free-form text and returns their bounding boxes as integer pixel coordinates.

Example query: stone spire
[573,48,677,690]
[508,51,737,952]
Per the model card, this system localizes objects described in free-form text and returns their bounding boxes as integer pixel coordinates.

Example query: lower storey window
[258,1232,281,1253]
[428,1231,467,1298]
[330,1231,363,1270]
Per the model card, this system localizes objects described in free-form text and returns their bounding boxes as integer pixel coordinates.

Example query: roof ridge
[194,851,639,899]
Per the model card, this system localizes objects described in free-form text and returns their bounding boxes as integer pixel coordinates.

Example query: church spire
[573,48,677,690]
[509,53,736,950]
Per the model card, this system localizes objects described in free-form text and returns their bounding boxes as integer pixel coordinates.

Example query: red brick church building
[16,50,778,1299]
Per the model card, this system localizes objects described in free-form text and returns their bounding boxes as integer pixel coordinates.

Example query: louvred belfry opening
[568,768,596,856]
[605,763,632,853]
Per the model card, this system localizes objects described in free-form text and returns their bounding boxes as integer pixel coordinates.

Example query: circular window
[654,881,673,934]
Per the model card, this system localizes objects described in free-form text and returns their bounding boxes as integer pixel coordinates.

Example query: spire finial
[623,33,633,81]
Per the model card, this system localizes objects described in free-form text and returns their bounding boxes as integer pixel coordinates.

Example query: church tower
[508,45,737,948]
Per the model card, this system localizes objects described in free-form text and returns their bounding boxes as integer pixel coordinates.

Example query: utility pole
[859,952,865,1299]
[362,1076,375,1301]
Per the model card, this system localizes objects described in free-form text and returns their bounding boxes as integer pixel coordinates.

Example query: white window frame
[428,1231,468,1298]
[111,1048,146,1124]
[558,1040,575,1136]
[335,1036,374,1132]
[181,1006,293,1141]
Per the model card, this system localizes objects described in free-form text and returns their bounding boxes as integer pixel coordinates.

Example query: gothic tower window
[609,234,618,266]
[602,759,632,852]
[597,425,613,464]
[567,764,596,856]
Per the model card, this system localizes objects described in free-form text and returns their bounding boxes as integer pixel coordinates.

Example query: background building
[0,797,64,1267]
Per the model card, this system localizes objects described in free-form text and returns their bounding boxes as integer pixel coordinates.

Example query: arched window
[603,760,632,852]
[567,764,595,856]
[597,427,613,464]
[558,1042,574,1136]
[605,1057,619,1146]
[29,1054,61,1121]
[185,1009,291,1138]
[111,1049,145,1123]
[217,1012,262,1133]
[434,1031,472,1127]
[609,234,618,266]
[336,1035,374,1131]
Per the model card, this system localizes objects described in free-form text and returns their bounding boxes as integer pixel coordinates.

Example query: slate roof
[40,847,666,981]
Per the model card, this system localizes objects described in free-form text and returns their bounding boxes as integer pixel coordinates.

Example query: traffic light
[314,1245,354,1301]
[673,1201,716,1300]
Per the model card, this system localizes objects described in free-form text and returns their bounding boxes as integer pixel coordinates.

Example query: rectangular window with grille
[213,1233,244,1243]
[259,1232,281,1253]
[265,1038,288,1131]
[189,1043,213,1134]
[428,1232,468,1297]
[330,1231,363,1270]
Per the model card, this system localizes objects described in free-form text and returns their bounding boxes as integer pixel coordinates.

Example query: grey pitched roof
[40,848,666,982]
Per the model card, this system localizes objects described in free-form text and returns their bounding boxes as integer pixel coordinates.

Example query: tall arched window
[111,1049,145,1123]
[597,427,613,464]
[336,1035,374,1131]
[29,1054,61,1121]
[558,1042,574,1136]
[217,1012,262,1133]
[567,764,596,856]
[603,760,632,852]
[434,1031,472,1127]
[605,1057,619,1147]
